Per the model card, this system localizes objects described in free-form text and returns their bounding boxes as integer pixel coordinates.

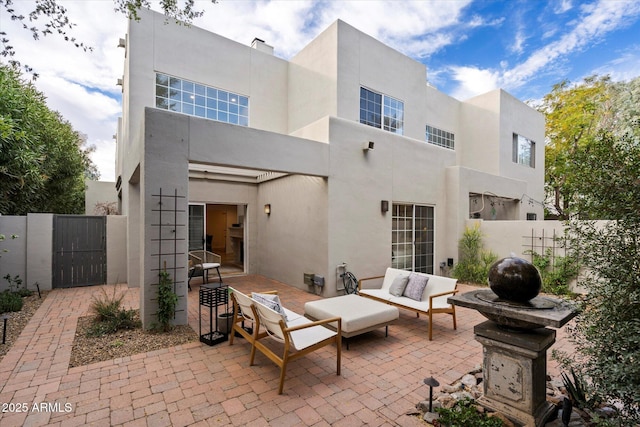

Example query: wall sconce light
[264,204,271,215]
[381,200,389,213]
[363,141,375,151]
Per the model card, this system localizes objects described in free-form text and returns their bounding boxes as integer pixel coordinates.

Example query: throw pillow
[389,275,409,297]
[403,273,429,301]
[252,293,288,320]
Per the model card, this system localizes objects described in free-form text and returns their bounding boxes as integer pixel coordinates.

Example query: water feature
[448,256,578,427]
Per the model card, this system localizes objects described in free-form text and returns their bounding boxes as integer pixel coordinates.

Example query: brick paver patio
[0,276,574,426]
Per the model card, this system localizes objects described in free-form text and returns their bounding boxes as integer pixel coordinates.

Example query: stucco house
[115,9,544,327]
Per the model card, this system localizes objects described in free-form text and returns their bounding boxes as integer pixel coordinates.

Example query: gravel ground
[0,292,48,362]
[0,292,199,368]
[70,313,198,368]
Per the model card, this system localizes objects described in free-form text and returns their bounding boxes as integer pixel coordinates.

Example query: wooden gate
[52,215,106,288]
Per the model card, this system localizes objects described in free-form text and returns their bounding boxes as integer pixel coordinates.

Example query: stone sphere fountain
[448,256,578,427]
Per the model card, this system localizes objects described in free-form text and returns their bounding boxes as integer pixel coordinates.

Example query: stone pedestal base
[474,321,557,427]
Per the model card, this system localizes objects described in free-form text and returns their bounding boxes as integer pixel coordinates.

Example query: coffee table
[304,294,399,349]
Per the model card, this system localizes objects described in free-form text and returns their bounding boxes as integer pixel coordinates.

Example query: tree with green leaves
[560,129,640,425]
[0,63,95,214]
[1,0,216,76]
[537,75,611,219]
[539,75,640,220]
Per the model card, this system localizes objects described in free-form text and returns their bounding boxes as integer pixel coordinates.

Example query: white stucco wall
[326,117,458,286]
[470,219,568,260]
[26,214,53,290]
[106,216,128,285]
[85,180,118,215]
[0,216,27,292]
[258,175,328,291]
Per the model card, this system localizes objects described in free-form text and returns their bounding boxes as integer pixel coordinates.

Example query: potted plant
[217,310,234,335]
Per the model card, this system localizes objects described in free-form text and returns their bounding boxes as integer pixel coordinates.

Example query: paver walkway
[0,276,574,426]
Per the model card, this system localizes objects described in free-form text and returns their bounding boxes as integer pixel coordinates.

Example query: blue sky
[2,0,640,181]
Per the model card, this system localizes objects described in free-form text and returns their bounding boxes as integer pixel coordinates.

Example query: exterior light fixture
[423,376,440,413]
[264,204,271,215]
[381,200,389,213]
[363,141,374,151]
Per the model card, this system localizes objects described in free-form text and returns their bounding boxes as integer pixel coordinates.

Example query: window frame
[155,73,249,126]
[359,87,404,135]
[512,133,536,168]
[425,124,455,149]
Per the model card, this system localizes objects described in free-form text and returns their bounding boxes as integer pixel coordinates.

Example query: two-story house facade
[116,9,544,327]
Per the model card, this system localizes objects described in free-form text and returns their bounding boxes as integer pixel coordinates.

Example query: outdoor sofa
[358,267,458,340]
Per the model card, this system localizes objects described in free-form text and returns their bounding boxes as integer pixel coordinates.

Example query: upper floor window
[155,73,249,126]
[426,125,454,149]
[513,134,535,167]
[359,87,404,135]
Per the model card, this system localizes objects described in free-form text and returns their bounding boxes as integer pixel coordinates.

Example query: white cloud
[590,44,640,82]
[510,29,526,55]
[449,66,500,100]
[502,0,640,88]
[196,0,472,59]
[448,0,640,100]
[554,0,573,14]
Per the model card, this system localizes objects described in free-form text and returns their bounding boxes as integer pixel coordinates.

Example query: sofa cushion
[253,293,288,321]
[389,275,409,296]
[381,267,410,291]
[358,288,393,302]
[403,273,429,301]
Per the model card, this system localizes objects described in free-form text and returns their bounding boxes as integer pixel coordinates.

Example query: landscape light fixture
[2,315,8,344]
[423,376,440,413]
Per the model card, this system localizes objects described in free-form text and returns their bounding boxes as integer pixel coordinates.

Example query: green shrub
[0,291,23,313]
[155,270,178,332]
[526,248,578,296]
[87,287,140,337]
[16,287,33,297]
[435,398,503,426]
[558,131,640,425]
[86,308,139,337]
[90,287,126,322]
[452,225,498,284]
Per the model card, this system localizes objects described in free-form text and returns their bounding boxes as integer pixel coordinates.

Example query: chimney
[251,37,274,55]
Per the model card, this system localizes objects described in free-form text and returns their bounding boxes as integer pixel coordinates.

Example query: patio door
[392,204,434,274]
[188,204,205,251]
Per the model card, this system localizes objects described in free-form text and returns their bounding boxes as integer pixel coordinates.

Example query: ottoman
[304,294,399,348]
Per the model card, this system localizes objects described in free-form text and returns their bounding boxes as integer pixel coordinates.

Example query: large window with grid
[392,204,434,274]
[359,87,404,134]
[155,73,249,126]
[426,125,455,149]
[513,133,535,167]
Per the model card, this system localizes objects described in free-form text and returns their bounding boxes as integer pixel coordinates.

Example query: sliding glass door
[392,203,434,273]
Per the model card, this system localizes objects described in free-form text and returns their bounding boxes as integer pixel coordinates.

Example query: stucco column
[140,109,190,329]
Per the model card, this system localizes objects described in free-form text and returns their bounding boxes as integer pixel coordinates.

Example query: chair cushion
[403,273,429,301]
[388,275,409,296]
[201,263,221,269]
[253,293,288,320]
[290,325,337,351]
